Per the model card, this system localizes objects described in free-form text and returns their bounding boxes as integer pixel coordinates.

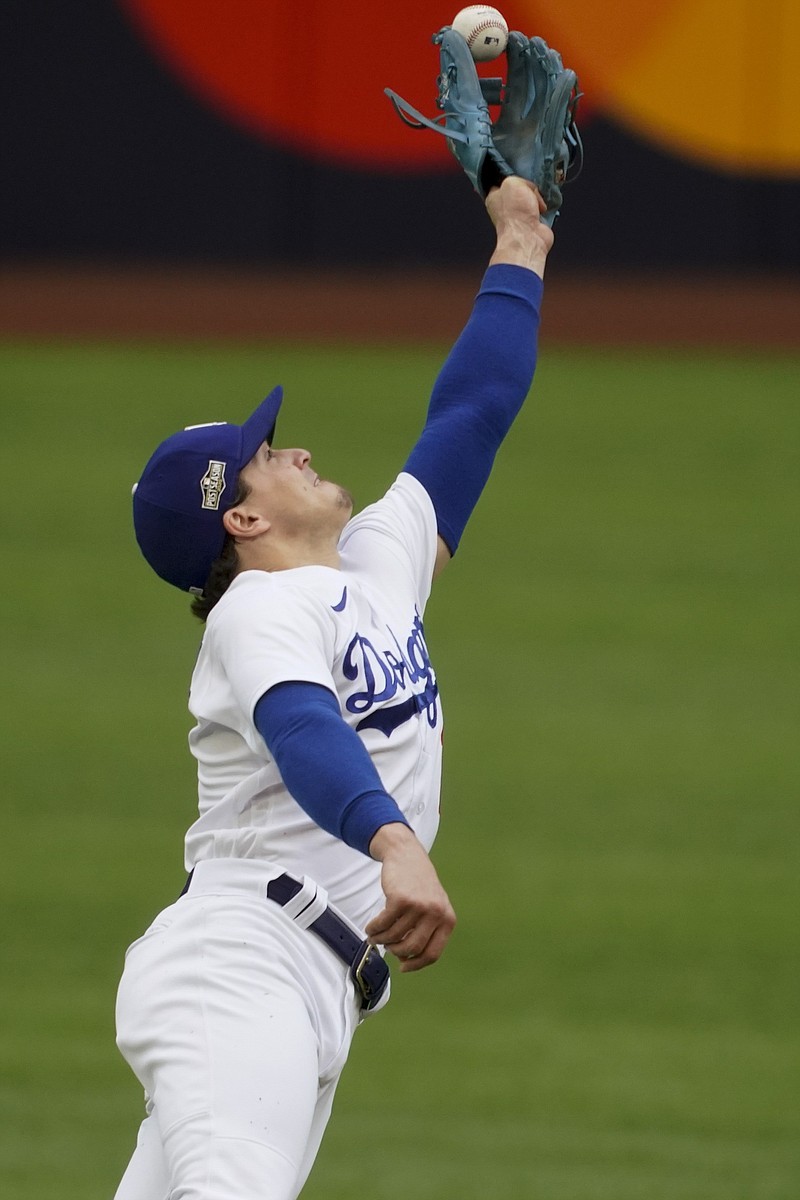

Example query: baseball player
[114,176,553,1200]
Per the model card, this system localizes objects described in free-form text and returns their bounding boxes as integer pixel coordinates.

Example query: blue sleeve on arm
[403,263,543,554]
[254,680,410,857]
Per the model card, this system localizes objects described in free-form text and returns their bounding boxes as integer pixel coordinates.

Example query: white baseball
[451,5,509,62]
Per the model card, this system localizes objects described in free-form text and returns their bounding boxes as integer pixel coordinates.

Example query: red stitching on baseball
[465,20,508,48]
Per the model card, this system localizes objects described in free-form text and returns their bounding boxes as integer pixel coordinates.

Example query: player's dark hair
[190,478,251,623]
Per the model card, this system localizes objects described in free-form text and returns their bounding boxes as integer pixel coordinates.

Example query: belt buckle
[352,941,389,1011]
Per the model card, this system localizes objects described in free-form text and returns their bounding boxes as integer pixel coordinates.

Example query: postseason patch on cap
[200,460,227,510]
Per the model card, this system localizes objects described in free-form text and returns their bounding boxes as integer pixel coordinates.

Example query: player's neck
[235,536,342,574]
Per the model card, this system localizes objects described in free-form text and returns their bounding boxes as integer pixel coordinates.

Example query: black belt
[180,869,389,1012]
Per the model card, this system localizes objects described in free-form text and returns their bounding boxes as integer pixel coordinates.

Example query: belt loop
[279,875,319,921]
[291,884,329,930]
[280,876,330,929]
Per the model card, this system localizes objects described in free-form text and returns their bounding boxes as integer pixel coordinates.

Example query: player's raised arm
[403,178,554,577]
[487,176,554,276]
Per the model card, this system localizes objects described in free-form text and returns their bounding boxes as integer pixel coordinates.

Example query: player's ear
[222,504,271,540]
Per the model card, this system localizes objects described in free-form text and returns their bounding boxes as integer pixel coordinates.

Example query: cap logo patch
[200,460,227,510]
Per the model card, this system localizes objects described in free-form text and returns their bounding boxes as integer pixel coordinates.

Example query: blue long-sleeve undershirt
[254,681,409,857]
[404,262,543,554]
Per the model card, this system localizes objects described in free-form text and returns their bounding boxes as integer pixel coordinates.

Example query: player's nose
[277,448,311,468]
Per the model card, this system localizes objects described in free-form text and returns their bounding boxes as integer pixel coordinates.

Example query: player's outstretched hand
[366,824,456,973]
[486,176,554,278]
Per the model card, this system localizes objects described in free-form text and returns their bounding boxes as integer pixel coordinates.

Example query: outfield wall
[2,0,799,274]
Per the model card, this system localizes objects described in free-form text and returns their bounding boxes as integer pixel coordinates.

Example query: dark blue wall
[3,0,798,270]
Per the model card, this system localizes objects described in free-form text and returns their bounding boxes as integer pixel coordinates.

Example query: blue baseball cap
[132,386,283,593]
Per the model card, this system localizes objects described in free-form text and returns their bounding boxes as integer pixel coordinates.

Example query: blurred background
[1,2,798,1198]
[3,0,800,271]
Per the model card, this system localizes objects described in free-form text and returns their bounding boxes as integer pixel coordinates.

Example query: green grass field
[1,336,798,1198]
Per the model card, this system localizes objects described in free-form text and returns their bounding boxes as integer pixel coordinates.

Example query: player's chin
[330,483,354,512]
[317,480,353,532]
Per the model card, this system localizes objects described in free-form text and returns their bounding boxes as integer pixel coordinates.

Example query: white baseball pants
[114,859,365,1200]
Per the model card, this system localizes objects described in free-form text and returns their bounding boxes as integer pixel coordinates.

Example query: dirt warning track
[1,267,798,349]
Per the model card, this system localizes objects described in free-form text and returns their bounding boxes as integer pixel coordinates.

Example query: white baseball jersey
[185,471,443,934]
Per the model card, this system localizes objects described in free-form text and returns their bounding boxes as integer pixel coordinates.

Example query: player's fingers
[366,899,451,949]
[397,920,454,973]
[365,907,415,947]
[383,929,425,960]
[383,902,456,965]
[387,910,447,957]
[365,897,423,942]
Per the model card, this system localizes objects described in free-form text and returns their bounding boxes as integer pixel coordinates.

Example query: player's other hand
[486,176,554,278]
[365,823,456,973]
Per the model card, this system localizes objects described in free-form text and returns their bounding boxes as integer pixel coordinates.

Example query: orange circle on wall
[528,0,800,175]
[120,0,800,174]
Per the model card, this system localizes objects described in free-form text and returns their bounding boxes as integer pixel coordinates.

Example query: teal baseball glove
[385,27,582,226]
